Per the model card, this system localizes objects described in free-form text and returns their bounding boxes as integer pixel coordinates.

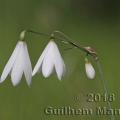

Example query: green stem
[52,30,99,61]
[19,29,99,61]
[97,61,115,120]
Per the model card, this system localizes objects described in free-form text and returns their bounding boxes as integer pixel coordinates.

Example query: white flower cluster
[0,32,96,86]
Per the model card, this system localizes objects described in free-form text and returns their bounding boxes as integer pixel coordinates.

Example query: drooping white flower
[85,58,95,79]
[32,40,65,80]
[0,41,32,86]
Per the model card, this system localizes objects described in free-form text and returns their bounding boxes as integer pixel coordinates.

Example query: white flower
[32,40,65,80]
[85,58,95,79]
[0,41,32,86]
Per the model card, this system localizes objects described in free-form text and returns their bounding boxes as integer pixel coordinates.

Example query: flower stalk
[20,29,99,61]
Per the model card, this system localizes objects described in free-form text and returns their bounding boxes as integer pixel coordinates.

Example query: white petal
[23,42,32,86]
[0,41,22,83]
[42,42,54,78]
[32,41,51,76]
[85,63,95,79]
[11,42,25,86]
[52,41,65,80]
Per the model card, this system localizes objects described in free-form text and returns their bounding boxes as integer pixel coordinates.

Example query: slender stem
[97,61,115,120]
[52,30,85,51]
[27,30,50,38]
[52,30,99,61]
[19,29,99,61]
[19,30,50,41]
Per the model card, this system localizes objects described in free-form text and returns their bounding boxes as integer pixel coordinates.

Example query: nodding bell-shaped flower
[0,41,32,86]
[85,58,95,79]
[32,40,65,80]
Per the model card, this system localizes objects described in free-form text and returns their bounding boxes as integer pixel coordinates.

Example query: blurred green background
[0,0,120,120]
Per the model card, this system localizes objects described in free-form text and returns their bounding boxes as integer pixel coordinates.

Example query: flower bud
[85,58,95,79]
